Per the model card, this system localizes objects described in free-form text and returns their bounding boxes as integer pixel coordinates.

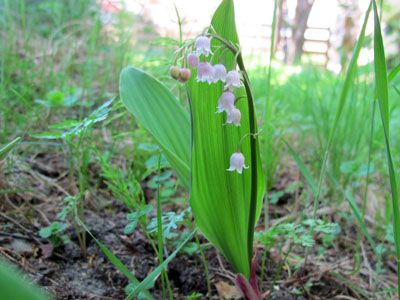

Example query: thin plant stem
[260,245,268,283]
[236,53,259,266]
[362,100,376,217]
[267,242,293,299]
[195,235,212,298]
[156,155,173,300]
[174,4,183,105]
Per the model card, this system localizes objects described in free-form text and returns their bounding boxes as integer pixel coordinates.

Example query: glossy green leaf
[119,68,191,188]
[187,0,265,277]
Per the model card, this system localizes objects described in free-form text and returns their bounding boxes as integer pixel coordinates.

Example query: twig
[0,211,33,234]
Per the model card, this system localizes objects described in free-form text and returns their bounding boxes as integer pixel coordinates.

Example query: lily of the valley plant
[120,1,265,298]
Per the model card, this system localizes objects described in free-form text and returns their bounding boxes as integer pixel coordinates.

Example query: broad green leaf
[187,0,265,277]
[119,68,190,189]
[0,258,51,300]
[372,0,400,294]
[0,137,21,160]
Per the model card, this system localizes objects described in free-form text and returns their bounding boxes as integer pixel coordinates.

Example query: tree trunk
[292,0,315,64]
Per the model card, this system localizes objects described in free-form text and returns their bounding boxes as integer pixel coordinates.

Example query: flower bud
[187,52,199,68]
[195,36,211,57]
[169,66,180,80]
[225,70,242,90]
[226,107,241,126]
[179,68,191,82]
[213,64,227,82]
[217,91,235,113]
[227,152,248,174]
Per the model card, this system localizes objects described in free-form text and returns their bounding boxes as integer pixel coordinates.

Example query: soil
[0,152,397,299]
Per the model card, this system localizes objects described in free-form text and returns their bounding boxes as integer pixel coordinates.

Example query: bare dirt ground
[0,152,396,299]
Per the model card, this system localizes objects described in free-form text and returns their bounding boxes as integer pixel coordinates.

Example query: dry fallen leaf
[215,281,243,299]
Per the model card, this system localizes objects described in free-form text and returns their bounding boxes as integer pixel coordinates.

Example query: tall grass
[0,0,132,141]
[263,0,279,191]
[372,0,400,296]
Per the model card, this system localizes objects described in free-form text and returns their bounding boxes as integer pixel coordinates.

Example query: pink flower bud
[169,66,180,80]
[194,36,211,57]
[217,91,235,113]
[187,52,199,68]
[226,107,241,126]
[212,64,227,82]
[179,68,191,82]
[197,62,215,84]
[225,70,242,90]
[227,152,248,174]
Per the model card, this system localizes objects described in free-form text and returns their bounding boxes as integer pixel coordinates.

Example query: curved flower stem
[237,131,260,152]
[236,53,259,266]
[205,34,238,54]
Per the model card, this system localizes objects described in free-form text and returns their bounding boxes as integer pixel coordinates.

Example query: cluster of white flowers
[188,36,244,127]
[171,35,248,174]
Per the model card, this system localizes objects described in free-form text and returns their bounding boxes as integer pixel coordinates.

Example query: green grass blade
[284,140,318,197]
[0,258,51,300]
[0,137,21,160]
[79,220,155,300]
[343,190,377,252]
[286,140,379,259]
[372,1,400,296]
[263,0,278,190]
[329,1,372,139]
[388,63,400,83]
[155,155,173,299]
[187,0,265,277]
[125,229,197,300]
[119,67,191,189]
[312,1,372,219]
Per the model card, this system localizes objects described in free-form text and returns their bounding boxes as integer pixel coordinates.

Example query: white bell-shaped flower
[194,36,211,57]
[212,64,227,82]
[216,92,235,113]
[226,107,241,126]
[224,70,242,90]
[187,52,199,68]
[197,62,215,84]
[227,152,248,174]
